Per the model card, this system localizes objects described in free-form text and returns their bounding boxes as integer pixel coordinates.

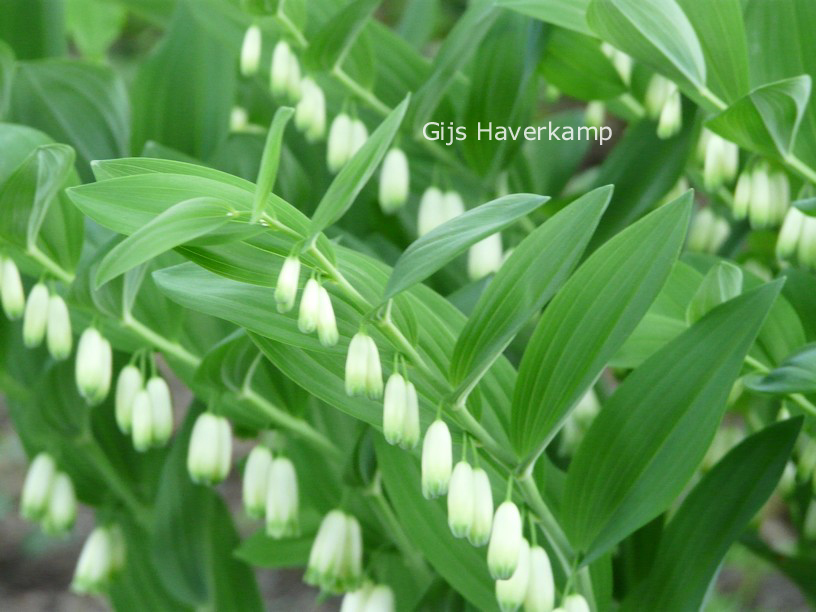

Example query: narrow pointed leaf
[745,343,816,395]
[685,261,742,324]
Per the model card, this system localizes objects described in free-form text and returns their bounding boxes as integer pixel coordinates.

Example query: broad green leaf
[685,261,742,324]
[65,0,126,59]
[234,531,313,569]
[587,0,707,93]
[305,0,379,70]
[746,344,816,395]
[385,193,548,300]
[396,0,440,49]
[0,0,66,60]
[131,0,235,160]
[308,96,409,236]
[707,76,812,158]
[375,437,497,610]
[0,123,53,187]
[152,407,262,610]
[563,281,783,561]
[450,186,611,396]
[541,30,627,101]
[511,193,692,457]
[675,0,750,102]
[10,60,129,179]
[496,0,591,35]
[0,41,13,120]
[622,418,801,611]
[409,0,498,133]
[95,198,236,287]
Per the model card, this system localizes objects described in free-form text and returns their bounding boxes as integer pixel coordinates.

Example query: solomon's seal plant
[2,0,816,610]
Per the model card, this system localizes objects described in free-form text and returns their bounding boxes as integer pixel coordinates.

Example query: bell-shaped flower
[242,445,272,519]
[20,452,57,521]
[379,148,410,214]
[316,286,339,347]
[601,43,632,84]
[130,389,154,452]
[328,113,354,173]
[467,233,503,280]
[525,545,555,612]
[363,584,396,612]
[468,467,493,546]
[75,328,112,406]
[42,472,77,535]
[298,278,320,334]
[345,331,383,399]
[187,413,232,485]
[23,283,49,348]
[563,594,590,612]
[644,74,673,120]
[495,538,530,612]
[382,373,420,449]
[487,500,523,579]
[72,527,114,594]
[305,509,364,593]
[447,461,474,538]
[295,77,326,142]
[421,419,452,499]
[146,376,173,447]
[46,294,72,360]
[266,456,299,538]
[275,255,301,313]
[687,207,730,254]
[417,186,445,236]
[115,365,142,434]
[240,25,262,77]
[698,129,739,190]
[656,85,682,139]
[270,40,300,102]
[1,257,25,320]
[350,119,368,158]
[778,206,816,269]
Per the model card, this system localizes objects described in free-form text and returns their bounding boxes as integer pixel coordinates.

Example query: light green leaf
[685,261,743,324]
[622,418,801,611]
[251,107,294,222]
[707,75,812,158]
[587,0,707,91]
[511,193,692,457]
[0,41,14,120]
[308,96,409,236]
[65,0,126,59]
[496,0,591,35]
[234,531,313,569]
[541,30,627,101]
[95,198,236,288]
[305,0,379,70]
[745,344,816,395]
[563,281,783,561]
[450,186,611,396]
[385,193,548,301]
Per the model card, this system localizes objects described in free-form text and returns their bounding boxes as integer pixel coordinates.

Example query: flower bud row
[20,452,77,535]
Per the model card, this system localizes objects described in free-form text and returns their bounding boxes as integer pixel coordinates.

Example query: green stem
[82,441,151,529]
[332,66,391,116]
[26,245,74,283]
[745,355,816,417]
[121,312,200,369]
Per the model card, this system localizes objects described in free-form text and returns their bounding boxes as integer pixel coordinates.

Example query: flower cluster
[22,282,73,359]
[328,113,369,173]
[241,445,300,539]
[72,524,126,595]
[115,363,174,451]
[274,255,339,346]
[777,206,816,270]
[305,509,364,593]
[732,161,790,229]
[686,207,730,255]
[20,452,77,535]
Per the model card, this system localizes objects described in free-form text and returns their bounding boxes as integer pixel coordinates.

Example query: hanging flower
[686,207,730,255]
[777,206,816,269]
[305,509,364,593]
[1,257,25,320]
[468,467,493,546]
[75,328,112,406]
[525,545,555,612]
[187,413,232,485]
[298,278,321,334]
[240,25,262,77]
[270,40,301,102]
[379,148,410,214]
[72,527,114,594]
[421,419,452,499]
[328,113,354,173]
[467,233,503,280]
[487,500,523,579]
[275,255,301,313]
[243,445,272,519]
[295,77,327,142]
[345,331,383,399]
[20,452,57,521]
[656,85,682,139]
[22,283,49,348]
[495,538,530,612]
[316,286,339,347]
[42,472,77,535]
[115,365,143,434]
[266,456,299,538]
[447,461,474,538]
[382,372,420,449]
[46,294,72,360]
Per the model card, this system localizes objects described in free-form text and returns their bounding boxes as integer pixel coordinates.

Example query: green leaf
[622,418,801,611]
[450,186,611,396]
[10,60,129,179]
[234,531,313,569]
[0,41,14,120]
[385,193,548,300]
[511,193,692,457]
[587,0,706,92]
[562,280,784,561]
[495,0,591,35]
[0,0,66,60]
[375,437,498,610]
[65,0,127,59]
[308,96,409,236]
[251,106,294,222]
[409,0,498,133]
[305,0,379,70]
[707,75,812,158]
[152,406,263,611]
[95,198,235,288]
[685,261,743,324]
[541,30,627,101]
[746,344,816,395]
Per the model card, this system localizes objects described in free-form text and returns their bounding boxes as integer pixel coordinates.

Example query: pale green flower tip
[265,517,300,539]
[487,501,522,580]
[240,25,262,77]
[379,148,410,214]
[316,286,339,347]
[115,365,143,434]
[1,258,25,320]
[274,255,301,313]
[72,527,114,595]
[496,539,530,612]
[306,510,363,594]
[46,294,73,360]
[23,283,49,348]
[21,452,57,521]
[187,413,232,486]
[243,445,272,519]
[421,419,452,500]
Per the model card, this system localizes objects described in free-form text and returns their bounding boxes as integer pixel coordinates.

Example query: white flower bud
[20,452,56,521]
[584,101,605,130]
[306,509,364,593]
[1,258,24,320]
[768,170,791,227]
[240,25,262,77]
[749,164,772,229]
[130,389,154,452]
[382,373,420,449]
[687,208,729,254]
[468,467,493,546]
[350,119,368,158]
[147,376,173,446]
[115,365,142,434]
[187,413,232,485]
[525,545,555,612]
[23,283,49,348]
[777,206,805,260]
[468,233,503,280]
[601,43,632,85]
[447,461,474,538]
[732,169,751,221]
[563,594,590,612]
[316,286,338,347]
[275,255,300,313]
[341,584,372,612]
[401,379,420,450]
[645,75,673,120]
[488,501,523,579]
[496,539,530,612]
[363,584,396,612]
[75,328,112,406]
[242,445,272,519]
[703,132,736,190]
[46,294,72,360]
[230,106,249,132]
[328,113,354,173]
[72,527,113,594]
[345,332,382,399]
[271,41,300,102]
[379,148,410,214]
[421,419,452,499]
[298,278,320,333]
[417,186,445,236]
[797,216,816,270]
[295,77,327,142]
[656,86,682,139]
[266,456,299,538]
[43,472,77,534]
